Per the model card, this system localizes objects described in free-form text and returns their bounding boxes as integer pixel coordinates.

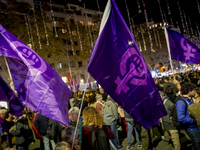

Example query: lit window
[59,63,62,68]
[72,31,76,35]
[88,22,92,25]
[62,29,67,33]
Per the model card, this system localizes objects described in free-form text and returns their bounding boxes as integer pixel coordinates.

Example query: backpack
[171,98,188,129]
[32,113,42,139]
[86,125,111,150]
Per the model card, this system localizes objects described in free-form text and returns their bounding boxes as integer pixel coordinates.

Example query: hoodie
[102,99,118,125]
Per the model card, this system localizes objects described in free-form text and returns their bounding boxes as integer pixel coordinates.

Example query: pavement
[28,129,193,150]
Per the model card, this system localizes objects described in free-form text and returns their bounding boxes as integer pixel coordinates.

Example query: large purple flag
[165,27,200,64]
[87,0,166,129]
[0,76,24,117]
[0,25,71,126]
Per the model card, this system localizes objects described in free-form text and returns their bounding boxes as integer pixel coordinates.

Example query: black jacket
[34,113,49,136]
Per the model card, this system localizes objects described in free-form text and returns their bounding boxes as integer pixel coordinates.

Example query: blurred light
[62,77,67,83]
[59,63,62,68]
[80,79,84,84]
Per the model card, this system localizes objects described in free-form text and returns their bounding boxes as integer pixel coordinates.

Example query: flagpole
[164,27,175,79]
[4,57,15,92]
[71,73,90,150]
[66,44,72,77]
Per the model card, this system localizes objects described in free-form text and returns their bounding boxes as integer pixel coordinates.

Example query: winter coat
[176,97,198,130]
[102,99,118,125]
[189,103,200,131]
[69,116,84,145]
[161,96,176,130]
[10,115,30,146]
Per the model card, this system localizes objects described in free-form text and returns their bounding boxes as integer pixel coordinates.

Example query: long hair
[82,107,103,128]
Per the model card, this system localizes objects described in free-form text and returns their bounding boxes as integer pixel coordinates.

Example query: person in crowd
[61,127,80,150]
[176,82,200,149]
[154,78,163,91]
[189,102,200,132]
[4,112,14,148]
[194,87,200,103]
[82,107,114,150]
[88,95,103,117]
[124,110,142,150]
[34,113,55,150]
[0,109,8,145]
[9,112,33,150]
[73,94,88,115]
[164,85,176,104]
[99,88,108,102]
[68,107,84,146]
[55,141,71,150]
[181,77,191,85]
[69,92,75,108]
[163,76,178,95]
[85,88,91,102]
[159,91,181,150]
[102,96,122,149]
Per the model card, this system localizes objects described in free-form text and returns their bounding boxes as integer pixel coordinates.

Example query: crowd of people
[0,70,200,150]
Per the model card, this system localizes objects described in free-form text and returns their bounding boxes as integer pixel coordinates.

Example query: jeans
[125,118,141,146]
[186,129,200,150]
[43,135,56,150]
[109,120,121,149]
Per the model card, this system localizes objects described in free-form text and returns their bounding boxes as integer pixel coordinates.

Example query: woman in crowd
[68,107,84,146]
[61,127,80,150]
[88,95,103,117]
[81,106,114,150]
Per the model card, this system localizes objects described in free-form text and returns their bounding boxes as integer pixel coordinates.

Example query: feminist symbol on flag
[9,41,47,76]
[114,47,147,95]
[180,37,197,61]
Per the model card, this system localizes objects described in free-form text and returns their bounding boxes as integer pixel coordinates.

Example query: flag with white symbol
[0,25,71,126]
[165,27,200,64]
[87,0,166,129]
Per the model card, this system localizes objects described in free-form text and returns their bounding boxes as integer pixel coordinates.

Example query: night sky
[46,0,200,32]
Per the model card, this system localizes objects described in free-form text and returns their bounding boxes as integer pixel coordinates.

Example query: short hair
[55,141,71,150]
[183,77,190,83]
[96,94,102,100]
[68,107,79,115]
[181,82,196,95]
[61,127,78,144]
[164,85,174,94]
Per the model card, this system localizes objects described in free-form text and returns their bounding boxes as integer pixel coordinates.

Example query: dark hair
[195,87,200,95]
[183,77,190,83]
[88,95,96,105]
[164,85,174,94]
[163,76,169,81]
[181,82,196,95]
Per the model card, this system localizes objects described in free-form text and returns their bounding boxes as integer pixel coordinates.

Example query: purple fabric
[0,76,23,117]
[0,25,71,126]
[87,0,166,129]
[166,28,200,64]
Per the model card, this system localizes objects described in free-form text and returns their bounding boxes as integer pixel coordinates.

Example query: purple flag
[87,0,166,129]
[0,25,71,126]
[165,27,200,64]
[0,76,24,117]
